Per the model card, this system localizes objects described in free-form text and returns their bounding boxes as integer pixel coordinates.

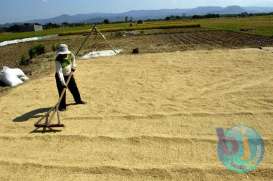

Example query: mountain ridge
[2,6,273,26]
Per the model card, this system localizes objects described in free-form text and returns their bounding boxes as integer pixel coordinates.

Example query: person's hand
[62,84,68,89]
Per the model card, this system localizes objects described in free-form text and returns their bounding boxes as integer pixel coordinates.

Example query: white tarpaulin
[0,66,29,87]
[81,49,122,59]
[0,35,57,47]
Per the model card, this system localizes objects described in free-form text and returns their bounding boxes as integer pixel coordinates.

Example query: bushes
[19,55,30,65]
[18,44,45,66]
[28,44,45,59]
[137,20,144,24]
[103,19,110,24]
[192,14,220,19]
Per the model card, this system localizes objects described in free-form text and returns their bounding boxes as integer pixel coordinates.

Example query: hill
[2,6,273,26]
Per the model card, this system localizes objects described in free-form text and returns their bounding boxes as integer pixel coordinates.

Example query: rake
[33,24,116,133]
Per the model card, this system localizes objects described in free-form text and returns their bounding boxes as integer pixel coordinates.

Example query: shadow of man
[13,107,52,122]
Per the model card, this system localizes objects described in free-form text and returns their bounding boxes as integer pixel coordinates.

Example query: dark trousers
[55,73,82,110]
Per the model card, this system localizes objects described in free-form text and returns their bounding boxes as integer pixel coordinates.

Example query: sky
[1,0,273,24]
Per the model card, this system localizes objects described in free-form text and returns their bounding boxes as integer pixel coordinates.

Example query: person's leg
[67,75,83,104]
[55,73,66,110]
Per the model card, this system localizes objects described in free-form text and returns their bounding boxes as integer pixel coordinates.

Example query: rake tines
[33,100,65,133]
[33,73,72,133]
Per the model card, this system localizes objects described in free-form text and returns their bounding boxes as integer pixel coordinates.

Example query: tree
[239,12,249,17]
[103,19,110,24]
[137,20,144,24]
[44,23,60,29]
[62,22,69,26]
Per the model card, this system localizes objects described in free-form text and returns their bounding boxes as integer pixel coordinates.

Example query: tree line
[165,12,273,20]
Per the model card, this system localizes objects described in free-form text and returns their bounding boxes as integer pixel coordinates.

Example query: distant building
[33,24,43,31]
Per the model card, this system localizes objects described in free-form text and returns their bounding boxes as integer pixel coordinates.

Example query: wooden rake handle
[34,24,115,127]
[55,72,73,111]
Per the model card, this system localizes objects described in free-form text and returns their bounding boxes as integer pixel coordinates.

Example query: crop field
[195,15,273,36]
[1,28,273,68]
[0,22,200,42]
[1,15,273,42]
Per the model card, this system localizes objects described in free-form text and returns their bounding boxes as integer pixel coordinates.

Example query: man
[55,44,86,111]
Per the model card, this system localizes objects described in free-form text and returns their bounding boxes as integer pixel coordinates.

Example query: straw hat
[56,44,71,55]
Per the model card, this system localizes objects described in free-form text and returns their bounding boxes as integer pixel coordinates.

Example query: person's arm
[71,53,76,71]
[55,61,66,86]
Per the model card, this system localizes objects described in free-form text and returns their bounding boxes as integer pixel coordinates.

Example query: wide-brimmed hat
[56,44,71,55]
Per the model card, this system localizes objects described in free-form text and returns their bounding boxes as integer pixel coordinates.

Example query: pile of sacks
[0,66,29,87]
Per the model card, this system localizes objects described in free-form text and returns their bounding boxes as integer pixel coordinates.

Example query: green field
[195,15,273,37]
[1,15,273,42]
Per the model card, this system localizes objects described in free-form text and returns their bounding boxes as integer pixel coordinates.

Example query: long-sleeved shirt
[55,53,76,86]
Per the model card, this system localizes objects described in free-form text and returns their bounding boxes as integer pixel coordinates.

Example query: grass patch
[0,25,90,42]
[59,24,201,36]
[193,15,273,36]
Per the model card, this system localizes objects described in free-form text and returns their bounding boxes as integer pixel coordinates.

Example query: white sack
[8,68,29,81]
[0,66,29,87]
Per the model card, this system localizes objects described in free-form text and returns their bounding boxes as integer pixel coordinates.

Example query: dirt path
[0,48,273,180]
